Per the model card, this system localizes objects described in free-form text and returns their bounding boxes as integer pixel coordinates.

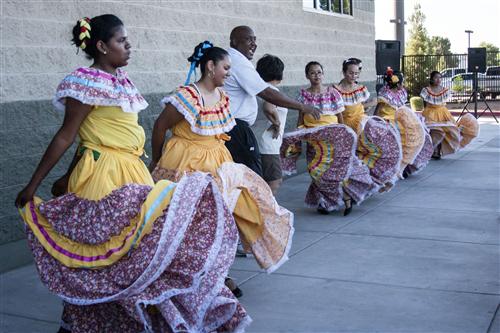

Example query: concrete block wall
[0,0,375,271]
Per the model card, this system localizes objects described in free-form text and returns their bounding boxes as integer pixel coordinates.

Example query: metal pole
[473,70,478,118]
[465,30,473,50]
[394,0,405,56]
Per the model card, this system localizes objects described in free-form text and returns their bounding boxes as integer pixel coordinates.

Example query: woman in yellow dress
[420,71,479,159]
[334,59,375,134]
[334,59,403,190]
[149,42,294,279]
[375,68,425,180]
[15,17,249,333]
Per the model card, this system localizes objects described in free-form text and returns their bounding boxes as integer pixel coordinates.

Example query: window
[303,0,353,16]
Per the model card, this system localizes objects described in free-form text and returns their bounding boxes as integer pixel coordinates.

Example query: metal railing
[400,52,500,101]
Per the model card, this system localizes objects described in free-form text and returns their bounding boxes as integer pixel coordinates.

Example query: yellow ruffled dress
[377,86,425,172]
[17,68,181,268]
[420,87,478,155]
[334,85,370,134]
[153,85,294,273]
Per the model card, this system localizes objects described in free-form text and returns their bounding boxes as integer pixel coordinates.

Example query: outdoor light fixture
[464,30,474,49]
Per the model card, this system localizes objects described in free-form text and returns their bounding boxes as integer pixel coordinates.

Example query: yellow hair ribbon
[79,30,91,40]
[78,17,91,50]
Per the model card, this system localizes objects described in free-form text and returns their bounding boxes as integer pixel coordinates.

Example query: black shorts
[261,154,282,182]
[225,119,263,177]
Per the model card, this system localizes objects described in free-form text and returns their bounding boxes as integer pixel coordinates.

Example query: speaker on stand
[458,47,498,122]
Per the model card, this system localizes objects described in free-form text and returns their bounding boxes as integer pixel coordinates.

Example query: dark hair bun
[71,14,123,60]
[187,41,214,67]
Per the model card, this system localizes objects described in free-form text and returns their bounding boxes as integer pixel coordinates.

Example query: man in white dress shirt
[224,26,321,176]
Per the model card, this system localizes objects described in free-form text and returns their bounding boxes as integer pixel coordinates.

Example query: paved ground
[1,120,499,333]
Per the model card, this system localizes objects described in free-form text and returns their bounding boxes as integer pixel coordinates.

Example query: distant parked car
[441,68,466,89]
[485,66,500,76]
[451,72,500,100]
[482,66,500,99]
[441,67,466,78]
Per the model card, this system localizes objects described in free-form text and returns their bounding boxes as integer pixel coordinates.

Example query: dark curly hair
[71,14,124,60]
[256,54,284,82]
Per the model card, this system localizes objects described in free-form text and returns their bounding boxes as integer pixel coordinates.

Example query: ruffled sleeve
[378,86,407,108]
[356,86,371,104]
[160,86,236,136]
[420,87,450,105]
[420,87,429,102]
[335,85,370,106]
[328,87,345,114]
[53,67,148,113]
[297,89,306,104]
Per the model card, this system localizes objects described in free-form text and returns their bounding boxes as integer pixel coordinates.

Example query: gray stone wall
[0,0,375,271]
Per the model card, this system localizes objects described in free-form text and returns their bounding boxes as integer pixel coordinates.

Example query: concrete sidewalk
[1,121,499,333]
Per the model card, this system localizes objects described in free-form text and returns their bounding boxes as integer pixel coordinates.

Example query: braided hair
[185,41,228,84]
[71,14,123,60]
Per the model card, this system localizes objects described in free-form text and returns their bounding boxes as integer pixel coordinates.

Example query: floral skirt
[153,162,294,274]
[281,124,378,211]
[357,116,402,186]
[406,114,434,174]
[19,173,250,333]
[423,105,479,156]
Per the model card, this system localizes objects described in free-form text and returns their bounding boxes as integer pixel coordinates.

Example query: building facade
[0,0,375,271]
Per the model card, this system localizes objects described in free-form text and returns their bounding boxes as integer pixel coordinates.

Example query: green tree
[404,3,459,96]
[429,36,459,69]
[479,42,500,66]
[429,36,451,54]
[404,3,432,96]
[406,3,430,55]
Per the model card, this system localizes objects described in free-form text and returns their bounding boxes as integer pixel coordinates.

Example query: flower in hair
[79,17,91,50]
[386,66,394,77]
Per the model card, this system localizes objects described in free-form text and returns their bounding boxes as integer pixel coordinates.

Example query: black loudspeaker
[376,40,401,75]
[467,47,486,72]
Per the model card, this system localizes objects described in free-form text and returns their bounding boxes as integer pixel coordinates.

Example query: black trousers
[225,119,263,177]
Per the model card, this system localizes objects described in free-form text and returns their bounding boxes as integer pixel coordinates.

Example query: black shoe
[402,168,410,179]
[225,277,243,298]
[343,199,353,216]
[57,328,71,333]
[431,153,441,160]
[317,207,330,215]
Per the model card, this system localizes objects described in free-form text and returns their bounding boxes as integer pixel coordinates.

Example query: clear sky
[375,0,500,53]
